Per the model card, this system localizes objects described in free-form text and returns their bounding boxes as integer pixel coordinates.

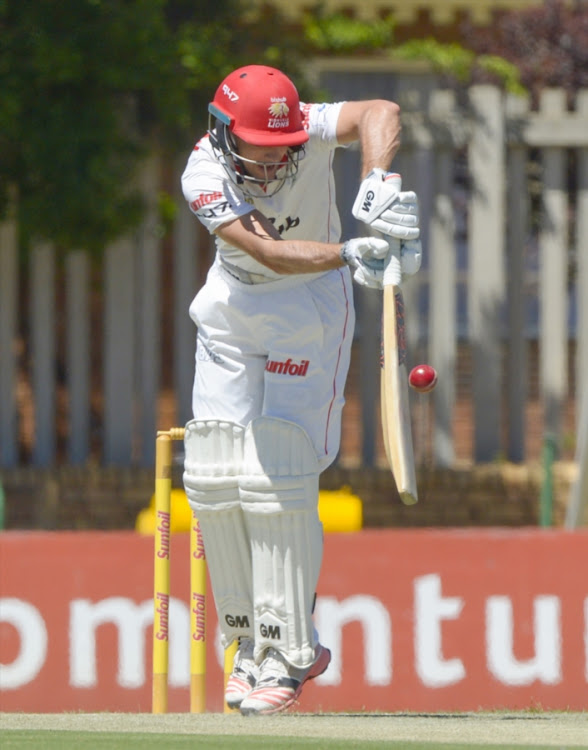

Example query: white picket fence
[0,85,587,508]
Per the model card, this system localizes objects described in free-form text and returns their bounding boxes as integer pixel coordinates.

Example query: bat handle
[383,246,402,287]
[382,173,403,288]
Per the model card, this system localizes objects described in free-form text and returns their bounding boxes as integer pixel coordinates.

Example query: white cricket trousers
[189,261,355,470]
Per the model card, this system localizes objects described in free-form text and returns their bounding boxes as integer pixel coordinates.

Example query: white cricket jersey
[182,100,355,469]
[181,101,346,280]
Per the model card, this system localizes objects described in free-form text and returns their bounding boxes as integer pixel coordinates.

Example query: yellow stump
[223,640,239,713]
[152,433,172,713]
[190,512,207,712]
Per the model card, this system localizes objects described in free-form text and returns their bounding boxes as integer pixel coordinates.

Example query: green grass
[0,731,575,750]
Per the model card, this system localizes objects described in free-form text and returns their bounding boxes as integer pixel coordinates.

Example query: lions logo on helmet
[268,99,290,129]
[268,101,289,118]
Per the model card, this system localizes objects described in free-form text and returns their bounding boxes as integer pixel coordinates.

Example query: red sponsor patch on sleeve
[190,191,223,212]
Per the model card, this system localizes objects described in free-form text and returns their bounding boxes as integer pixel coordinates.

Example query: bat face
[380,291,406,366]
[381,283,418,505]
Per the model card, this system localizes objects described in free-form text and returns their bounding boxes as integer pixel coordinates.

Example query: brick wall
[1,461,576,531]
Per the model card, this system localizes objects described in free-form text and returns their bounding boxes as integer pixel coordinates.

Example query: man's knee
[239,416,319,514]
[183,419,245,512]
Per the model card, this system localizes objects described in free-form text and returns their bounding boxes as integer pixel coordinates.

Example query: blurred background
[0,0,586,530]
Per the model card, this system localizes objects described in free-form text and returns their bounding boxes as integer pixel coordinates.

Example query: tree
[0,0,239,253]
[299,1,587,102]
[297,7,524,95]
[460,0,588,104]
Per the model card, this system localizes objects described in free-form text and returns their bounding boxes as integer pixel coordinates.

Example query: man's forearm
[358,101,402,178]
[251,238,345,275]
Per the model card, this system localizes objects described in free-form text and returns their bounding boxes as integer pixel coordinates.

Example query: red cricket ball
[409,364,438,393]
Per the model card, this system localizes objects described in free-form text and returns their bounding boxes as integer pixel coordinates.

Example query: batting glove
[352,169,420,241]
[340,236,390,289]
[400,239,422,277]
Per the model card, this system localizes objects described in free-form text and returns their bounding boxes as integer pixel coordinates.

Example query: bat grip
[382,172,403,287]
[383,241,402,287]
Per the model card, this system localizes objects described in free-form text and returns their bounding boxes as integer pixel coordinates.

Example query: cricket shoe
[225,637,259,709]
[239,643,331,716]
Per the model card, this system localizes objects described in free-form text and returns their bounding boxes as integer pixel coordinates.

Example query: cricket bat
[380,176,418,505]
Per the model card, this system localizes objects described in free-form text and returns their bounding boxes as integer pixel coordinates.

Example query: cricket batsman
[181,64,421,715]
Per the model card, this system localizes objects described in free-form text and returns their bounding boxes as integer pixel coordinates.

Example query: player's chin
[247,169,270,184]
[263,166,280,180]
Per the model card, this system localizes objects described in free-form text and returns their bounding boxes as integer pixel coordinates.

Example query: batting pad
[239,417,323,669]
[183,419,253,647]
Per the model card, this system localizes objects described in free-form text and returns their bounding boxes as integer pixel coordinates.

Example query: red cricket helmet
[208,65,309,148]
